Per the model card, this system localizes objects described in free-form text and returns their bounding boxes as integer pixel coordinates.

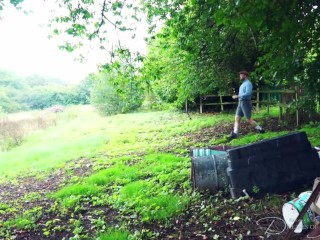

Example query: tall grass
[54,184,101,199]
[97,228,130,240]
[0,106,108,179]
[86,164,140,186]
[0,105,304,180]
[0,113,57,150]
[0,106,227,180]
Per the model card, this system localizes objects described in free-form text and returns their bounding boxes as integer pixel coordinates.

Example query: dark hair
[239,71,249,76]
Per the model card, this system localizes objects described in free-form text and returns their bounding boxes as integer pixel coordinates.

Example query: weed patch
[140,194,189,222]
[86,164,140,186]
[97,228,130,240]
[54,184,100,199]
[3,207,43,231]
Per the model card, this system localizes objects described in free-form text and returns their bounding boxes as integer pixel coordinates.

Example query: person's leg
[246,118,263,130]
[229,104,243,139]
[234,115,241,134]
[242,100,265,133]
[247,119,265,132]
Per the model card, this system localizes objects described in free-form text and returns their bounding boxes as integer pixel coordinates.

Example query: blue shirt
[239,79,252,100]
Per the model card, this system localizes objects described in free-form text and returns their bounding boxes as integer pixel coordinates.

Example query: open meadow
[0,105,320,239]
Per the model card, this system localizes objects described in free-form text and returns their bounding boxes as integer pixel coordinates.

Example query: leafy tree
[3,0,319,118]
[0,69,28,90]
[0,69,90,112]
[90,48,144,115]
[141,1,259,108]
[0,87,22,113]
[72,78,92,105]
[141,27,199,108]
[90,72,124,115]
[0,70,28,112]
[141,0,320,118]
[20,85,90,110]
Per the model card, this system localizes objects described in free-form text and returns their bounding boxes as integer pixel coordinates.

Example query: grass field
[0,105,230,180]
[0,105,320,239]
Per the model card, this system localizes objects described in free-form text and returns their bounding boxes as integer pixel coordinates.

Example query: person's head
[239,71,249,81]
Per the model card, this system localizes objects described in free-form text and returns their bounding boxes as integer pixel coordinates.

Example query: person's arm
[232,87,239,99]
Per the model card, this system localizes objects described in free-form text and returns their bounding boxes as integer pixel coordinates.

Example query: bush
[91,82,124,115]
[90,70,144,116]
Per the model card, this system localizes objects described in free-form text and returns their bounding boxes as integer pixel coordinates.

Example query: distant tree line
[0,70,91,113]
[0,64,142,116]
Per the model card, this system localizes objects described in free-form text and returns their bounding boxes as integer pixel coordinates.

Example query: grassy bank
[0,105,319,239]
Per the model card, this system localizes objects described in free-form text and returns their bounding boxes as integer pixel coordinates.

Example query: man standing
[228,71,265,140]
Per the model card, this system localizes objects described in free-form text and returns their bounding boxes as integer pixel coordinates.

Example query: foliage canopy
[1,0,320,114]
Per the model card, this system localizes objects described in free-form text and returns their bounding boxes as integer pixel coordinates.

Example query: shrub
[89,63,144,116]
[91,81,124,115]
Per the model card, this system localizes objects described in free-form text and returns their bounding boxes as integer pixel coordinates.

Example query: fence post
[256,88,260,111]
[200,96,203,114]
[220,95,224,112]
[279,93,282,121]
[185,100,188,114]
[295,87,299,126]
[267,92,270,114]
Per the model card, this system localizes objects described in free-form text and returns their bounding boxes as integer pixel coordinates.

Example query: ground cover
[0,105,319,239]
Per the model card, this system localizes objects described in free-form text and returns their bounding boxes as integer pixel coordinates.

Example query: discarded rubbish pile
[191,131,320,198]
[191,148,229,192]
[191,131,320,236]
[282,178,320,237]
[228,131,320,198]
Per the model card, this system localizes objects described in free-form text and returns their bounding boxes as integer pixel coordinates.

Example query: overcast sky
[0,1,147,84]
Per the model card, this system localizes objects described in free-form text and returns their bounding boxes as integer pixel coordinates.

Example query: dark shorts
[236,100,252,119]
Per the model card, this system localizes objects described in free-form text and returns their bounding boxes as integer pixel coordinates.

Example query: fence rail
[195,88,299,126]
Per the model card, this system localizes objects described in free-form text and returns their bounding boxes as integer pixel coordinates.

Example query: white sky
[0,0,148,84]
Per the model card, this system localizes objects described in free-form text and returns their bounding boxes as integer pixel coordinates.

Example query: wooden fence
[193,88,300,126]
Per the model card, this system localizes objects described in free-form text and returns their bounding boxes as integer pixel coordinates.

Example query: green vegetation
[0,106,109,178]
[0,69,90,113]
[97,228,130,240]
[1,0,320,237]
[3,207,43,231]
[55,184,101,199]
[2,1,320,121]
[0,105,320,239]
[0,105,225,179]
[90,53,144,115]
[54,152,190,224]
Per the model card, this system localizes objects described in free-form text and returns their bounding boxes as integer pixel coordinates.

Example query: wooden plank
[253,90,295,94]
[201,94,222,98]
[252,101,277,105]
[201,89,295,98]
[202,101,278,106]
[202,102,237,106]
